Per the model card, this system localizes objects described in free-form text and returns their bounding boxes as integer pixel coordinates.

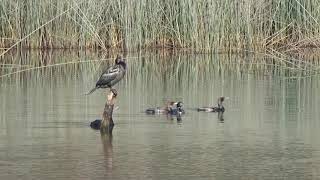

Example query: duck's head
[175,101,183,112]
[115,55,127,69]
[176,101,183,108]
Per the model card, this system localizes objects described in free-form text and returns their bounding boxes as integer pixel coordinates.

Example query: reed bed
[2,0,320,53]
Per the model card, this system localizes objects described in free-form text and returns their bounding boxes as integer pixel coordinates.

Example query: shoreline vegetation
[2,0,320,54]
[2,0,320,79]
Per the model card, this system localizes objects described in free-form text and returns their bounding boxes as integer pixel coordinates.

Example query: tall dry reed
[1,0,320,52]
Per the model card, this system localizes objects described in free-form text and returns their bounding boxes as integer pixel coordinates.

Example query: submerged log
[90,119,102,130]
[101,89,117,134]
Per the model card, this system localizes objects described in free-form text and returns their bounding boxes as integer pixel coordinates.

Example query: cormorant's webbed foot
[110,88,118,97]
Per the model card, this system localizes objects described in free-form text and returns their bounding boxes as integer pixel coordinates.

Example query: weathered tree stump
[100,89,117,134]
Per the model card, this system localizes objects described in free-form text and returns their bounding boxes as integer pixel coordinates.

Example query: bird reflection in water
[176,115,183,124]
[218,112,224,123]
[100,133,113,176]
[167,114,183,124]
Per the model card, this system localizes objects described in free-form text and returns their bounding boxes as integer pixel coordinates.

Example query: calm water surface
[1,52,320,179]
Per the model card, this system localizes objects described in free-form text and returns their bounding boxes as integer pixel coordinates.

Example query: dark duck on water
[86,55,126,95]
[168,102,185,115]
[145,101,175,115]
[145,101,185,115]
[197,97,226,112]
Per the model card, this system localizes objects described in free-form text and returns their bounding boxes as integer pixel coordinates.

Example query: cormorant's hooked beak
[115,55,124,64]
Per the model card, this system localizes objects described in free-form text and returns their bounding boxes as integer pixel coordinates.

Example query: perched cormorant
[86,55,126,95]
[197,97,226,112]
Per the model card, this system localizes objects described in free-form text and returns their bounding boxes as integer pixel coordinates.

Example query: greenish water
[1,52,320,179]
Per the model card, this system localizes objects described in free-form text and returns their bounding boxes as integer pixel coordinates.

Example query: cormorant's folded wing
[96,65,120,86]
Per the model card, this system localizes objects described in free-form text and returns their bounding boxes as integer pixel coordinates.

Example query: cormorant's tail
[86,87,98,95]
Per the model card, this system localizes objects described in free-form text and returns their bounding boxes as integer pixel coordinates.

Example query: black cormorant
[197,97,226,112]
[86,55,126,95]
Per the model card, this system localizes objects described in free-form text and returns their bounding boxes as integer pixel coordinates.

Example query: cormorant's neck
[118,62,127,69]
[218,101,223,108]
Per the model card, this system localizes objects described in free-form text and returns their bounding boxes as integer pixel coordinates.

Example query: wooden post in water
[100,89,117,134]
